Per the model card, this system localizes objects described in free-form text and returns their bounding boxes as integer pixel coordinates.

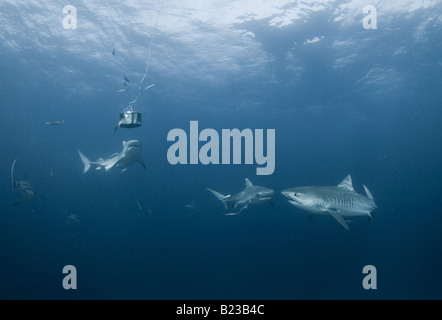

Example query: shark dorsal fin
[122,141,127,148]
[245,178,253,188]
[337,175,354,191]
[363,185,374,201]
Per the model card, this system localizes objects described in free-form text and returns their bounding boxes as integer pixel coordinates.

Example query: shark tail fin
[207,188,229,211]
[78,149,91,174]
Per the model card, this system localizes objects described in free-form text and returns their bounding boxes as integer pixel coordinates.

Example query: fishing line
[125,0,165,112]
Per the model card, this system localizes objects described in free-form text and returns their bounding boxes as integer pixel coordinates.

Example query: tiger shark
[208,178,274,215]
[281,175,377,230]
[11,159,37,206]
[78,140,146,174]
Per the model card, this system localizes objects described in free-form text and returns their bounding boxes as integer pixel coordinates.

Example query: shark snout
[261,189,274,199]
[281,190,293,199]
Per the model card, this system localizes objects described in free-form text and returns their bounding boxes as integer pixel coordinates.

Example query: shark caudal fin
[78,149,91,174]
[207,188,230,211]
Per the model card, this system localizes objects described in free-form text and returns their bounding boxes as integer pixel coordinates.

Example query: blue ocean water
[1,1,442,300]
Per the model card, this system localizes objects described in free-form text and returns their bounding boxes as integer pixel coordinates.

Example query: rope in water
[125,0,165,112]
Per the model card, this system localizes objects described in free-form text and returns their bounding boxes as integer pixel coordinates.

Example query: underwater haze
[1,0,442,300]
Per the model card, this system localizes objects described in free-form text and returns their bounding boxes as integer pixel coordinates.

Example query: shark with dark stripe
[281,175,377,230]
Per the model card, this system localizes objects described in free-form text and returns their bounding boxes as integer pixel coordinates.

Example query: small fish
[124,74,131,83]
[145,83,156,90]
[136,199,142,211]
[66,210,80,224]
[184,201,199,214]
[225,206,248,216]
[45,120,65,126]
[117,88,128,93]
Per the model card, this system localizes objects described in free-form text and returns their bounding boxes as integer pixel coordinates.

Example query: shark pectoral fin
[138,159,147,170]
[105,164,114,172]
[326,209,350,230]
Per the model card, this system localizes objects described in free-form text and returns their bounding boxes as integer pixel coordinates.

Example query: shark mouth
[127,144,141,151]
[288,200,301,206]
[288,197,301,204]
